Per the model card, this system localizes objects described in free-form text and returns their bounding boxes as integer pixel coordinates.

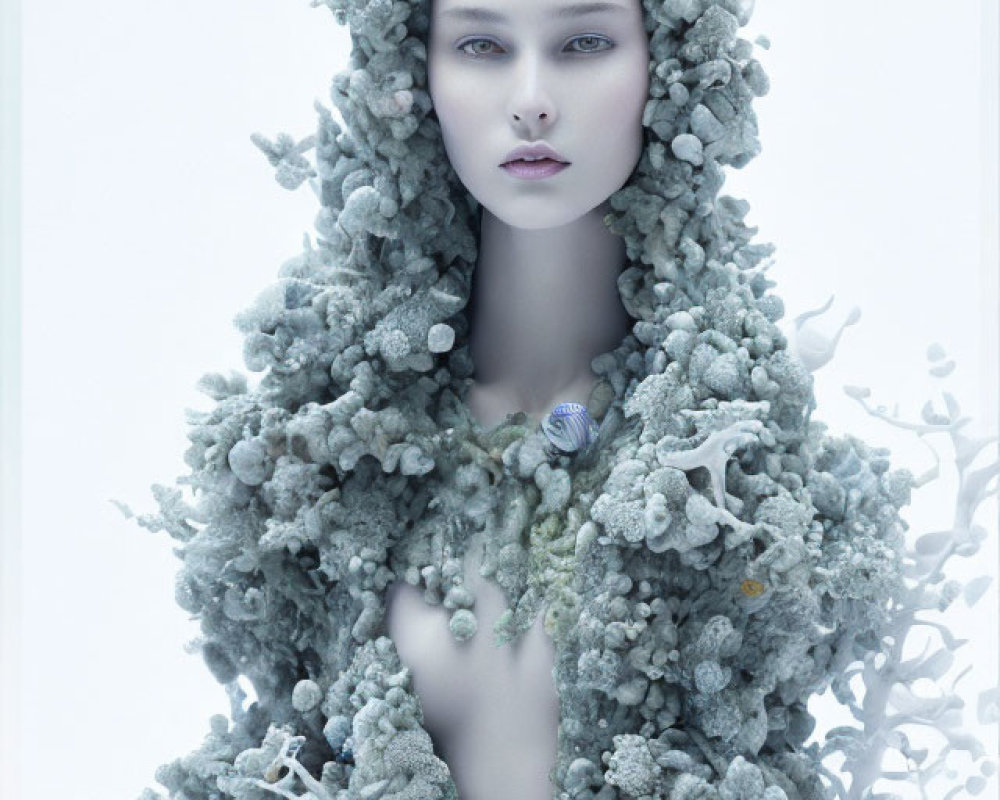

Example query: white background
[7,1,998,798]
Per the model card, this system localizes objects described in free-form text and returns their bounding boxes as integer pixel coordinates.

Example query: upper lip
[501,143,569,165]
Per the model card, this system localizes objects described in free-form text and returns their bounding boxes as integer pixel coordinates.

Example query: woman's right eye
[457,37,504,57]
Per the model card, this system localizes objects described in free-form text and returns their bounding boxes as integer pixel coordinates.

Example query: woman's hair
[136,2,914,798]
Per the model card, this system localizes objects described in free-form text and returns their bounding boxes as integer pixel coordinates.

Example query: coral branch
[831,354,999,799]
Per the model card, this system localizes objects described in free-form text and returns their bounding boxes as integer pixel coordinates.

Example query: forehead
[431,0,636,24]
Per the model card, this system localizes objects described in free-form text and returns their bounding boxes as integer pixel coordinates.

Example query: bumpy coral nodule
[127,2,934,799]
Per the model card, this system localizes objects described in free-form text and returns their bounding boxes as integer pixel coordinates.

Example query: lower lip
[500,159,570,179]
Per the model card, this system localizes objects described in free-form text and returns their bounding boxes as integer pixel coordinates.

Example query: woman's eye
[458,38,503,57]
[456,34,613,58]
[566,35,612,54]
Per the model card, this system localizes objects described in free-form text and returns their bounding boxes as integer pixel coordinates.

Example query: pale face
[428,0,649,230]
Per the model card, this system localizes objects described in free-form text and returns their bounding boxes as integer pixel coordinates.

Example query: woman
[385,2,647,796]
[138,0,911,798]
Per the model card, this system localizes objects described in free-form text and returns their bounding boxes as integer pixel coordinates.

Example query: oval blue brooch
[541,402,599,454]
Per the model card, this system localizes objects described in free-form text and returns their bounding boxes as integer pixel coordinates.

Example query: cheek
[432,93,487,164]
[583,63,647,178]
[579,56,648,124]
[619,57,650,123]
[589,80,647,146]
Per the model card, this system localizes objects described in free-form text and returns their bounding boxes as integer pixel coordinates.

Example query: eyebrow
[440,3,629,23]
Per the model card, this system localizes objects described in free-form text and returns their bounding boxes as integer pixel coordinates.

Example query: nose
[507,59,557,134]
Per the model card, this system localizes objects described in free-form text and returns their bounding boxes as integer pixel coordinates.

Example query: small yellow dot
[740,579,765,597]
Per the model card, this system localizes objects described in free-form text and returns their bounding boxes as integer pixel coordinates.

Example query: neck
[466,200,632,422]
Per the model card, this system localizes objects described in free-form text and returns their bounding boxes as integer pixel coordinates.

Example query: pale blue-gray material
[120,2,994,799]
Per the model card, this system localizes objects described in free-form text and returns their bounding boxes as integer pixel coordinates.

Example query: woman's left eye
[565,35,613,54]
[457,34,613,58]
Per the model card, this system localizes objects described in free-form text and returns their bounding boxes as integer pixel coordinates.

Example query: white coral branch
[830,354,999,800]
[253,734,336,800]
[655,419,763,508]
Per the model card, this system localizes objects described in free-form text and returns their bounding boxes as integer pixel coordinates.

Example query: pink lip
[500,159,570,180]
[502,143,568,163]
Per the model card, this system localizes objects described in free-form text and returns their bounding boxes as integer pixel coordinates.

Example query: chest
[384,529,561,798]
[385,528,560,722]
